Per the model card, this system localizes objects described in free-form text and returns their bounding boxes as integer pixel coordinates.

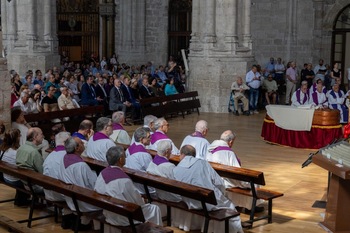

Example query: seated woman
[28,89,42,113]
[164,77,178,96]
[0,128,31,206]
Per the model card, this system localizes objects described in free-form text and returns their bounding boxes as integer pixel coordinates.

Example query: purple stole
[329,90,342,99]
[296,89,308,105]
[93,132,109,141]
[150,131,169,144]
[128,143,148,156]
[211,146,241,166]
[153,155,169,166]
[101,166,129,184]
[311,92,325,105]
[191,131,204,138]
[112,123,124,131]
[54,145,65,152]
[64,153,84,169]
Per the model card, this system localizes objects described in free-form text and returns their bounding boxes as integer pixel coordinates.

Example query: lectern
[312,142,350,233]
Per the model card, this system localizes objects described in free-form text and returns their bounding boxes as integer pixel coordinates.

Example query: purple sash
[101,166,129,184]
[296,89,308,104]
[112,123,124,131]
[93,132,109,141]
[191,131,204,138]
[150,131,169,144]
[153,155,169,165]
[128,143,148,156]
[64,153,84,168]
[211,146,241,166]
[54,145,65,152]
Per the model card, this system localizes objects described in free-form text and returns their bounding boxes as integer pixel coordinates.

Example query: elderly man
[94,146,161,231]
[13,91,34,114]
[310,81,328,109]
[262,74,278,105]
[285,61,298,105]
[291,81,310,107]
[206,130,264,212]
[57,86,79,110]
[43,131,73,229]
[245,65,261,114]
[148,118,179,155]
[86,117,115,162]
[109,111,131,145]
[174,145,243,233]
[109,79,133,123]
[58,137,100,230]
[131,115,157,145]
[327,83,349,123]
[180,120,210,160]
[231,77,250,116]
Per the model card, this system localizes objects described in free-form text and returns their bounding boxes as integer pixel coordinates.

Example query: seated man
[72,119,94,157]
[57,86,79,110]
[13,91,36,114]
[58,136,101,230]
[206,130,264,212]
[262,74,278,105]
[43,131,74,229]
[94,146,161,231]
[41,85,59,112]
[174,145,243,233]
[231,77,250,116]
[109,111,131,145]
[291,80,310,107]
[86,117,115,162]
[131,115,157,146]
[180,120,210,160]
[327,83,349,123]
[310,80,328,109]
[148,118,179,155]
[109,79,133,123]
[80,76,98,106]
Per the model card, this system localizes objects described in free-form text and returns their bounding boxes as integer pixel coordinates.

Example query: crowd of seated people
[9,54,187,124]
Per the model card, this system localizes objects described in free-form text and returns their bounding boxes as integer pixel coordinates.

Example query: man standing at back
[180,120,210,160]
[245,65,261,114]
[285,61,298,105]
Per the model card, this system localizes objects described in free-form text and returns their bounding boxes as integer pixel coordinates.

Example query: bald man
[180,120,210,160]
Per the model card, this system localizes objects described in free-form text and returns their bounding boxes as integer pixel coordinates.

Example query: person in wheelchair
[231,77,250,116]
[262,75,278,105]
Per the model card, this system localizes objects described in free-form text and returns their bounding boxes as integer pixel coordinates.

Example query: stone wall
[0,58,10,127]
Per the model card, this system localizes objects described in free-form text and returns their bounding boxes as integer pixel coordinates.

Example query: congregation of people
[231,58,350,123]
[0,109,259,233]
[10,53,187,124]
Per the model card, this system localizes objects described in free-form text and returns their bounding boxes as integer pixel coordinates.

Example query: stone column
[225,0,238,49]
[26,0,37,50]
[242,0,252,49]
[44,1,52,40]
[0,58,11,127]
[204,0,216,43]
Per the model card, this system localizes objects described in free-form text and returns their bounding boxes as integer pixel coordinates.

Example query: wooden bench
[146,151,283,227]
[0,161,173,233]
[83,157,240,233]
[140,91,200,118]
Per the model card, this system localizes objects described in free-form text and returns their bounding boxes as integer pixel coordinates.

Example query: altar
[261,105,343,149]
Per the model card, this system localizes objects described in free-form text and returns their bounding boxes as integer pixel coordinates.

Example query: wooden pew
[0,161,173,233]
[83,157,240,233]
[140,91,200,118]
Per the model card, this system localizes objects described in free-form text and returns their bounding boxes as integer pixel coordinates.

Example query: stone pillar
[188,0,254,113]
[0,58,11,127]
[242,0,252,49]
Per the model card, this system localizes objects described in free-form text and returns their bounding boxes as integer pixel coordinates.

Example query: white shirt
[180,133,210,160]
[245,70,261,89]
[86,132,115,162]
[2,148,19,182]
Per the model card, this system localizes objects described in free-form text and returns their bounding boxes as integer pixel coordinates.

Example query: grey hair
[143,115,157,127]
[55,131,71,146]
[220,130,236,143]
[65,137,77,154]
[157,140,172,156]
[60,86,67,92]
[180,145,196,157]
[96,117,111,132]
[153,117,166,130]
[106,145,125,166]
[112,111,124,124]
[20,91,29,99]
[134,127,149,142]
[195,120,208,133]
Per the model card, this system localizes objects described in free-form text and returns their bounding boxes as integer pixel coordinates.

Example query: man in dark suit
[139,75,155,99]
[121,76,140,121]
[80,76,98,106]
[109,79,134,125]
[94,76,109,115]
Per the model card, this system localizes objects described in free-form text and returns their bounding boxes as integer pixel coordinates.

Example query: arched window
[332,4,350,86]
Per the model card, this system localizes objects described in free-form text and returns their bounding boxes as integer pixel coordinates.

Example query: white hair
[143,115,157,127]
[157,140,172,156]
[195,120,208,133]
[55,131,71,146]
[154,118,166,130]
[112,111,125,124]
[220,130,236,143]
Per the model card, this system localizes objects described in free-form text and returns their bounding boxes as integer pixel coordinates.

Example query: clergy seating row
[140,91,201,118]
[83,157,240,233]
[147,151,284,227]
[0,161,173,233]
